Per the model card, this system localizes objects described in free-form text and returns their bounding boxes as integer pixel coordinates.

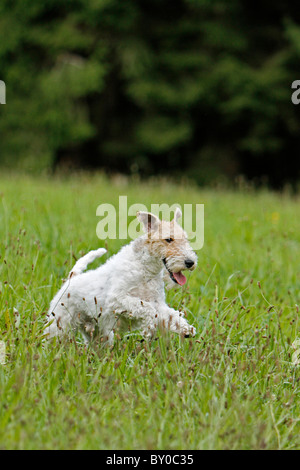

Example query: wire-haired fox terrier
[46,208,197,345]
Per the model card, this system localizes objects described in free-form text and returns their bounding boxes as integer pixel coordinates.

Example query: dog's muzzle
[163,258,187,286]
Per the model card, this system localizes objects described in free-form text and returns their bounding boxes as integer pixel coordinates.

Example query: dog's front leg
[114,295,157,338]
[159,305,196,337]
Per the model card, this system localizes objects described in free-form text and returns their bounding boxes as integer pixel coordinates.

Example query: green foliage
[0,1,299,185]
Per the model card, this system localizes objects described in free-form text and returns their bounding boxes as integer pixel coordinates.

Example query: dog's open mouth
[163,258,187,286]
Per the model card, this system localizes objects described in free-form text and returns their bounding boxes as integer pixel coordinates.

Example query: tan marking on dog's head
[136,209,197,282]
[137,210,186,246]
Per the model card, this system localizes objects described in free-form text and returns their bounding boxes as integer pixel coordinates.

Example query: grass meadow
[0,172,300,450]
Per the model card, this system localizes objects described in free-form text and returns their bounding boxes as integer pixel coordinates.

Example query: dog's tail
[68,248,107,278]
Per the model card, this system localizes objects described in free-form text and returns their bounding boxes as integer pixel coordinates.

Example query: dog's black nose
[185,259,194,269]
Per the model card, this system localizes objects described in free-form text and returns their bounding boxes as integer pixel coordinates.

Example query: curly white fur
[46,209,197,345]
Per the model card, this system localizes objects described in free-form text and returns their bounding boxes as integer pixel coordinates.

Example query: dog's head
[137,208,197,286]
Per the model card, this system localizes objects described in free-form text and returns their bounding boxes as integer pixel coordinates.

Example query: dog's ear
[137,211,160,233]
[174,207,182,221]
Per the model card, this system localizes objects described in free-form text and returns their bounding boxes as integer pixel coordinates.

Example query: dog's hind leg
[45,290,78,339]
[45,304,76,339]
[68,248,107,278]
[45,314,68,338]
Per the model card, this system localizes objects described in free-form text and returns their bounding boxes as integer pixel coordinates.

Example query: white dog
[46,208,197,345]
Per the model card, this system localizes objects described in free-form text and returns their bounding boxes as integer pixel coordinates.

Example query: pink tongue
[173,271,187,286]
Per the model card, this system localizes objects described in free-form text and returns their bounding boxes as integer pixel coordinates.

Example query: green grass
[0,172,300,450]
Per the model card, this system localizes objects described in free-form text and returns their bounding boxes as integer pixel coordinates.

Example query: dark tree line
[1,0,300,187]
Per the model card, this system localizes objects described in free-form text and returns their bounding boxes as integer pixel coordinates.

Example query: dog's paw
[184,324,196,338]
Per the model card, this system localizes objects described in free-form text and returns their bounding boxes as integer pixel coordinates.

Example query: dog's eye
[165,238,174,243]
